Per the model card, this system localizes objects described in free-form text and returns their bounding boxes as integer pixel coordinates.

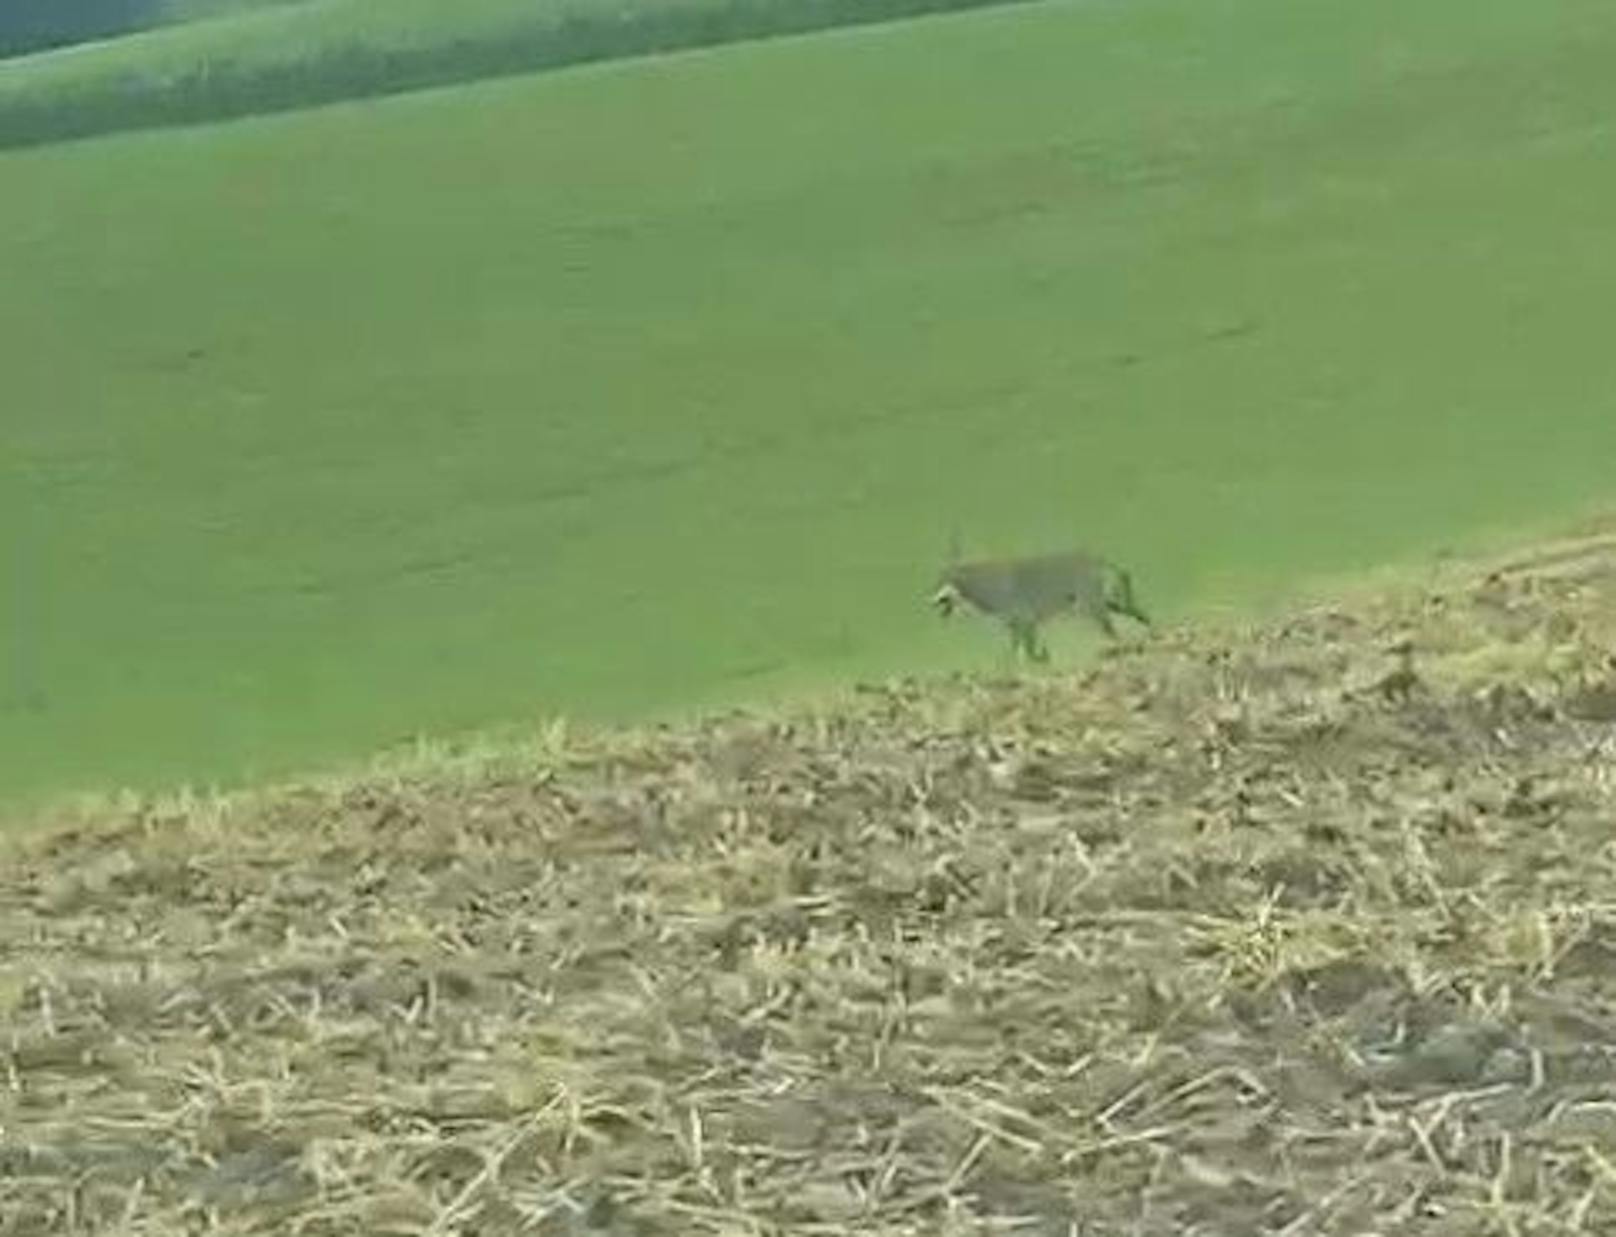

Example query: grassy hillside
[9,531,1616,1231]
[6,0,1616,805]
[164,0,313,19]
[0,0,1034,148]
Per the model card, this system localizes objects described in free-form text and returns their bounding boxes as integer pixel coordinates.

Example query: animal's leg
[1027,625,1051,663]
[1008,618,1042,663]
[1003,620,1025,662]
[1083,597,1118,639]
[1014,621,1034,661]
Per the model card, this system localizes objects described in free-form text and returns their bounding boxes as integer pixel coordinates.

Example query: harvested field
[8,535,1616,1234]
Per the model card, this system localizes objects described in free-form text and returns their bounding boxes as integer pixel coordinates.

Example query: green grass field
[6,0,1616,805]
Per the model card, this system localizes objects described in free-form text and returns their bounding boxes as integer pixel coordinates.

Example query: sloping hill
[0,0,1034,147]
[9,0,1616,807]
[7,530,1616,1232]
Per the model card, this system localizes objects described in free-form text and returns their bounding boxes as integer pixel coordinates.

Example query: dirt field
[7,532,1616,1234]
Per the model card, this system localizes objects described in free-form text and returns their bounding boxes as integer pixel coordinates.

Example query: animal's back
[950,552,1109,620]
[1007,552,1111,620]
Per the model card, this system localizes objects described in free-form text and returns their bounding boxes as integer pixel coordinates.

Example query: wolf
[930,549,1152,662]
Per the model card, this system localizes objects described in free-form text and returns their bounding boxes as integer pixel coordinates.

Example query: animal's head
[931,527,966,618]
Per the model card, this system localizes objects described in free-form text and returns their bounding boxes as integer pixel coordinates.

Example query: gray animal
[930,550,1152,662]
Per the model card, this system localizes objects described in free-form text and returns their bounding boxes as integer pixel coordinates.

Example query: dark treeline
[0,0,168,58]
[0,0,1039,151]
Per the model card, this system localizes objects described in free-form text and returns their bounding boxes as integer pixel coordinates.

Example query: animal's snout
[931,583,960,617]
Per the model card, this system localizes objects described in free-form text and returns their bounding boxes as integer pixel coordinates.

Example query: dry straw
[7,531,1616,1233]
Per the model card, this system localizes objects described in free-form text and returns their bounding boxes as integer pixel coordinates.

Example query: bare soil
[7,534,1616,1234]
